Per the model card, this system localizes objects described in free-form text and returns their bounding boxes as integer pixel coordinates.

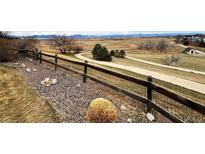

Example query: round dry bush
[85,98,118,123]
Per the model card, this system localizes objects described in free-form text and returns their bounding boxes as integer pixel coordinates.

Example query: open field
[38,37,183,55]
[0,65,61,122]
[36,38,205,105]
[29,39,205,86]
[129,53,205,72]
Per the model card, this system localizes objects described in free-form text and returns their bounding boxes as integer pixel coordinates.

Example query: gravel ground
[6,58,170,123]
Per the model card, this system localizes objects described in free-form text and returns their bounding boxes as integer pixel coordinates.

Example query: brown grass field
[0,65,61,122]
[38,37,182,54]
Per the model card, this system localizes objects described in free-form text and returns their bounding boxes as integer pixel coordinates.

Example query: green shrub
[111,49,126,58]
[118,50,126,58]
[85,98,118,123]
[110,50,115,56]
[91,44,112,61]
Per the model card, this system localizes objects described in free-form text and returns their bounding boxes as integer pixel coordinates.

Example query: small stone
[120,105,126,111]
[127,118,132,123]
[44,78,50,82]
[41,78,57,87]
[76,83,81,87]
[21,63,26,68]
[14,63,19,65]
[41,81,45,85]
[146,113,155,121]
[51,79,57,84]
[32,68,37,72]
[26,68,31,72]
[29,58,33,62]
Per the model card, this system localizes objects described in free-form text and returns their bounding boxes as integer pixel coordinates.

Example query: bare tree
[18,37,39,50]
[50,35,75,54]
[0,31,10,38]
[155,40,170,52]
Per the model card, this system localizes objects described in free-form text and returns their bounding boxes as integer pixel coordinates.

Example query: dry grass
[38,37,182,54]
[0,65,61,122]
[129,53,205,72]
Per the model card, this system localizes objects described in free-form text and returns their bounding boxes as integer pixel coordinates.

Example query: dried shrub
[155,40,170,52]
[161,55,180,65]
[0,38,18,62]
[138,40,155,50]
[85,98,118,123]
[71,45,83,54]
[138,39,172,52]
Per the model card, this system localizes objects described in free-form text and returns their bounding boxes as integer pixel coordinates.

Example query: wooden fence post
[23,48,26,59]
[32,51,35,60]
[39,51,42,64]
[83,60,88,83]
[55,54,58,71]
[147,76,153,113]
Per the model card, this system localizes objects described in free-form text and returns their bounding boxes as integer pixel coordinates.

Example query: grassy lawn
[0,65,61,122]
[129,53,205,72]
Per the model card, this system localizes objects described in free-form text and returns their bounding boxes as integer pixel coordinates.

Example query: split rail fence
[23,50,205,123]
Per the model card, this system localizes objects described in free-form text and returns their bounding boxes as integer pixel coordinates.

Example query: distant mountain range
[9,32,205,39]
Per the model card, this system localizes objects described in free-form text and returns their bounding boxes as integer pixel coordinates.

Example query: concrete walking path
[126,56,205,76]
[75,53,205,95]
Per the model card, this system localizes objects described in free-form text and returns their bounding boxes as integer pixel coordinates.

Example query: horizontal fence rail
[23,50,205,123]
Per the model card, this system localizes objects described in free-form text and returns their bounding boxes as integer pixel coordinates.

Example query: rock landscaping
[5,58,170,123]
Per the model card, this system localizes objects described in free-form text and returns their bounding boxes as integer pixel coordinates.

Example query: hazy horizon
[9,31,205,36]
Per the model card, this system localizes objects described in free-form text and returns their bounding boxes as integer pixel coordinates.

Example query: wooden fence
[24,50,205,123]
